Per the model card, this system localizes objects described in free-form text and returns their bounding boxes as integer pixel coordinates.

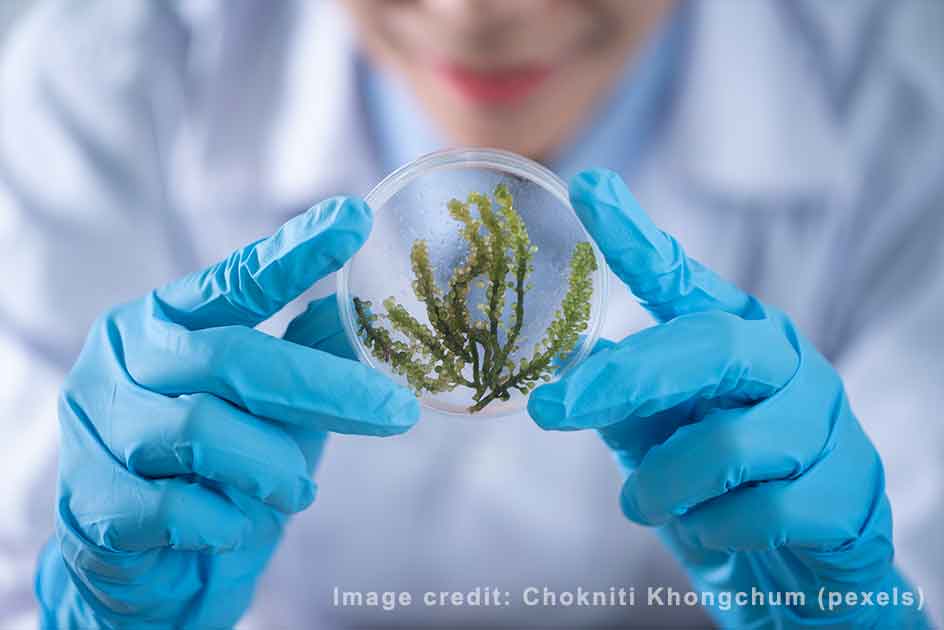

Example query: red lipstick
[435,63,552,106]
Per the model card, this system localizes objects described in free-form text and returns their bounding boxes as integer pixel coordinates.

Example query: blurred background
[0,1,940,628]
[0,0,30,47]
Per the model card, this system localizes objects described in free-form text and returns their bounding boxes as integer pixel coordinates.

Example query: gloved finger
[60,474,251,553]
[569,169,756,322]
[55,489,282,622]
[278,294,351,471]
[547,389,715,471]
[620,347,845,525]
[598,408,696,473]
[122,316,418,436]
[154,197,372,330]
[677,476,886,554]
[676,410,888,553]
[581,337,665,470]
[283,293,357,359]
[106,387,315,514]
[620,408,808,526]
[528,310,798,430]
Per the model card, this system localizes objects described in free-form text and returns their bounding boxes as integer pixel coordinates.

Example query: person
[1,0,940,627]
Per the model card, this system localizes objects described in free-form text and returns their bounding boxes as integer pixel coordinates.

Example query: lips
[434,62,553,106]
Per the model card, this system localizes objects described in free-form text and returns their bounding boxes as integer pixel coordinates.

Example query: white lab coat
[1,1,941,628]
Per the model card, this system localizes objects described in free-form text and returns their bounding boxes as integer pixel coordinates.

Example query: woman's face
[342,0,674,160]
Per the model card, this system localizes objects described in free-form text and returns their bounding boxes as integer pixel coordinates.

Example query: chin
[448,119,550,160]
[422,88,559,159]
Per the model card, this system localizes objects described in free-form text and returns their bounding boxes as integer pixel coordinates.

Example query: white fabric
[0,1,941,627]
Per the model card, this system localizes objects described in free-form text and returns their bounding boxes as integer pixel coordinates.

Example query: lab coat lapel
[657,0,848,208]
[615,1,857,342]
[264,0,380,215]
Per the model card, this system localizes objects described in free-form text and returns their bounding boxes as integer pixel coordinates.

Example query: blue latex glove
[34,198,419,628]
[528,170,929,628]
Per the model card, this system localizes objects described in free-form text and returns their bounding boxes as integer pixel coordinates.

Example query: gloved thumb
[155,197,372,330]
[569,169,754,322]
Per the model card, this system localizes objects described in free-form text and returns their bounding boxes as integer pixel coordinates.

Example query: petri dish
[337,148,608,417]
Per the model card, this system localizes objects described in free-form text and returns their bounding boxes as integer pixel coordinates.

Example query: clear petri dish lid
[337,148,608,417]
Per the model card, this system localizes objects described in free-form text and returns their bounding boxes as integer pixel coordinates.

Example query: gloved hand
[35,198,419,629]
[528,170,929,628]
